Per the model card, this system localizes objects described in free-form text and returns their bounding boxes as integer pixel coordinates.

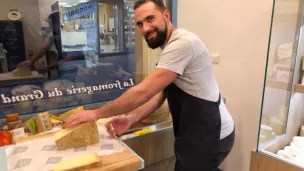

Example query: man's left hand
[63,110,99,128]
[35,65,48,73]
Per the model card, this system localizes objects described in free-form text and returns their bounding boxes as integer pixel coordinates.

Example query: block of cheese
[12,67,31,77]
[54,152,101,171]
[58,106,84,121]
[55,122,99,150]
[35,112,53,133]
[289,143,304,158]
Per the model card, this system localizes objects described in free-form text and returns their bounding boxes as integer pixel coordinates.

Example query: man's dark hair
[134,0,166,11]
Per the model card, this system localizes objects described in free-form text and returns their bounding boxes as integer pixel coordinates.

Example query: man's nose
[142,24,151,33]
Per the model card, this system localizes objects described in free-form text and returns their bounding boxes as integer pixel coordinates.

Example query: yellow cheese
[55,122,99,150]
[25,117,37,134]
[58,106,84,121]
[134,129,153,136]
[51,118,63,123]
[54,152,101,171]
[50,115,64,122]
[12,67,31,77]
[50,118,63,127]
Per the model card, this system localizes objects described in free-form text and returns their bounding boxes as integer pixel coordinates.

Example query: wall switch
[212,53,220,64]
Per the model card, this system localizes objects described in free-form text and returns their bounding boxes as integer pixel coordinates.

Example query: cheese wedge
[12,67,31,77]
[58,106,84,121]
[25,117,37,134]
[50,118,63,127]
[54,152,101,171]
[55,122,99,150]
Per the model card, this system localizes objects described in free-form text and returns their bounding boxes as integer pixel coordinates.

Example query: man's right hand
[105,114,133,137]
[17,60,33,68]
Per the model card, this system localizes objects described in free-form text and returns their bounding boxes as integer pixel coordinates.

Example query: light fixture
[58,2,68,5]
[79,0,88,2]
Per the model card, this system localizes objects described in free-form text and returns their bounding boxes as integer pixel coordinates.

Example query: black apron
[166,83,222,171]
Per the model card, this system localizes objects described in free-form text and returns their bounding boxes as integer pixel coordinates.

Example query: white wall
[178,0,273,170]
[0,0,42,58]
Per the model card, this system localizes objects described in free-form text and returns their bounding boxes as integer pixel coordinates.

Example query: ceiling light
[58,2,68,5]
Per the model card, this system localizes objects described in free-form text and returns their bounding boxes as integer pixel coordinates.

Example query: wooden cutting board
[0,71,44,81]
[10,124,143,171]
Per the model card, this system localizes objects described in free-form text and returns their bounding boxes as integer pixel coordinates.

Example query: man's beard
[144,25,168,49]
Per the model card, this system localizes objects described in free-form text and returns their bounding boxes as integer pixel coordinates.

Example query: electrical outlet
[212,53,220,64]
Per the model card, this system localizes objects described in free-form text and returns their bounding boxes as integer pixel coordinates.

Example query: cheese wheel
[292,136,304,148]
[283,146,295,159]
[35,112,52,133]
[288,144,304,158]
[277,150,287,157]
[6,113,19,122]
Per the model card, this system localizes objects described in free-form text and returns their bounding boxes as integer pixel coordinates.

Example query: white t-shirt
[156,28,234,139]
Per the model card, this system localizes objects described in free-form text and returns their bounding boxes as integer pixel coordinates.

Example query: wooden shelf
[266,79,292,90]
[294,84,304,93]
[265,82,304,94]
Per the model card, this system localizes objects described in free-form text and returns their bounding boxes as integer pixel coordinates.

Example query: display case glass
[0,0,173,132]
[257,0,304,169]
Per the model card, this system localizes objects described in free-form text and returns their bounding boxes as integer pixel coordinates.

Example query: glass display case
[251,0,304,170]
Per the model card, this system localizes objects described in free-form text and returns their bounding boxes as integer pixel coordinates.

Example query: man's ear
[163,10,171,23]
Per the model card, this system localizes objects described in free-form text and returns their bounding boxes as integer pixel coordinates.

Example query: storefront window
[0,0,146,119]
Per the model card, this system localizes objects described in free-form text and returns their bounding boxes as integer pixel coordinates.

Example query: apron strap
[217,94,221,106]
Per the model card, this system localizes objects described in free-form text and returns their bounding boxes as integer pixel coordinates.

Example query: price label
[10,128,26,140]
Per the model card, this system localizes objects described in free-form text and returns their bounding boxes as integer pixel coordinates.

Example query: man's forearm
[30,47,48,64]
[127,91,166,124]
[94,68,177,120]
[95,85,153,119]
